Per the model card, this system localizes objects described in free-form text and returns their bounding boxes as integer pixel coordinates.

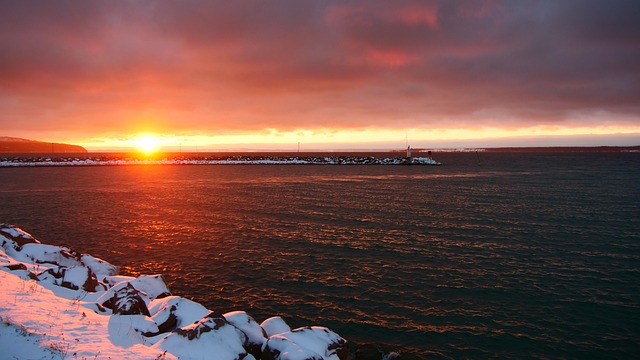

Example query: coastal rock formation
[104,274,171,299]
[262,326,349,360]
[154,311,251,360]
[0,223,351,360]
[147,296,211,335]
[37,265,105,292]
[98,282,152,316]
[0,225,40,251]
[0,224,117,280]
[261,316,292,337]
[224,311,268,359]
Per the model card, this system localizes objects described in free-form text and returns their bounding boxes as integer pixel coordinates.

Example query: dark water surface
[1,152,639,359]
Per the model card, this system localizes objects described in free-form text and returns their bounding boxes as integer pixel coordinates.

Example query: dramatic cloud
[0,0,639,146]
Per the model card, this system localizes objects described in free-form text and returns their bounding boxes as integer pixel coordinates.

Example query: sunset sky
[1,0,639,151]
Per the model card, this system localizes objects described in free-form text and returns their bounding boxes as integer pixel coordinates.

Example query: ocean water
[1,152,639,359]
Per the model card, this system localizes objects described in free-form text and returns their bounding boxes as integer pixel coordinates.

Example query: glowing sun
[136,136,160,154]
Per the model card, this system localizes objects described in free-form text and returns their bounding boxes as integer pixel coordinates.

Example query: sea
[1,151,639,359]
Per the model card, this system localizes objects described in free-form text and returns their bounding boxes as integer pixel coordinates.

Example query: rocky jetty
[0,154,441,166]
[0,223,349,360]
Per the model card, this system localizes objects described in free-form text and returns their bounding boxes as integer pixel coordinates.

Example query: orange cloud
[0,0,638,148]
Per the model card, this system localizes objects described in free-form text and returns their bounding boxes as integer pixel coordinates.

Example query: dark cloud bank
[0,0,639,139]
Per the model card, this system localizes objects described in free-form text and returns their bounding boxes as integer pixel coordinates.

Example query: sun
[136,136,160,155]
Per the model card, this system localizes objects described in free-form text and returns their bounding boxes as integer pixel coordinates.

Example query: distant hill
[0,137,87,153]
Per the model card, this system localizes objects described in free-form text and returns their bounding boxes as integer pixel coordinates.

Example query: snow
[153,313,250,360]
[0,269,174,359]
[224,310,267,348]
[147,296,211,330]
[261,316,292,337]
[264,327,348,360]
[0,224,350,359]
[1,226,31,239]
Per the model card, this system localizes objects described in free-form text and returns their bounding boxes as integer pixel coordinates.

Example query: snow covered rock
[1,262,28,271]
[0,224,117,280]
[80,254,118,280]
[37,265,105,292]
[105,274,171,300]
[154,311,251,360]
[18,243,83,267]
[129,275,171,299]
[262,316,292,337]
[104,275,137,287]
[0,263,37,280]
[0,224,40,252]
[98,282,151,316]
[262,326,349,360]
[147,296,211,335]
[224,311,268,358]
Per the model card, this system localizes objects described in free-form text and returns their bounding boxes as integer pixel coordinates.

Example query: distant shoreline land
[0,137,88,153]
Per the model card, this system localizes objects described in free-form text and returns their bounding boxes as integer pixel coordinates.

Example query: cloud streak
[1,0,639,146]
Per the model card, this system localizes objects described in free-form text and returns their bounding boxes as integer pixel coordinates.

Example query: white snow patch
[261,315,292,337]
[0,270,175,359]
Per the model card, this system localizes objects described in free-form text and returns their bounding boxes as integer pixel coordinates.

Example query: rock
[98,282,151,316]
[63,265,104,292]
[1,263,27,271]
[154,311,250,360]
[37,265,104,292]
[146,296,211,336]
[261,316,292,337]
[20,243,83,268]
[37,267,64,285]
[130,275,171,300]
[105,274,171,300]
[224,311,268,359]
[0,263,37,280]
[263,326,349,360]
[80,254,118,281]
[104,275,137,287]
[0,224,40,254]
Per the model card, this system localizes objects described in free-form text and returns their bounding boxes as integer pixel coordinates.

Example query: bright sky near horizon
[1,0,639,151]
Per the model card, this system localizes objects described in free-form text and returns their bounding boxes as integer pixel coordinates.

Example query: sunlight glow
[73,124,640,152]
[136,136,160,154]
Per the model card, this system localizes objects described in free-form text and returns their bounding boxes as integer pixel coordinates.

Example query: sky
[1,0,639,151]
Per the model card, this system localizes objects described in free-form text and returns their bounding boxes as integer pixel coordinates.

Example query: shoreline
[0,224,355,360]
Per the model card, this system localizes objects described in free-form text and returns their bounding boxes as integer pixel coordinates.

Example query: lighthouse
[406,146,412,164]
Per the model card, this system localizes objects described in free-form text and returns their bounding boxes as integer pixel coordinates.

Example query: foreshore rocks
[262,326,349,360]
[0,223,350,360]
